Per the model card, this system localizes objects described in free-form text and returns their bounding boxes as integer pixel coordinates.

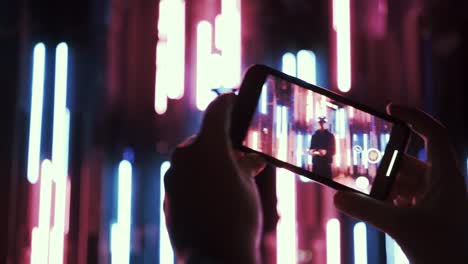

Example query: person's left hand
[164,93,266,264]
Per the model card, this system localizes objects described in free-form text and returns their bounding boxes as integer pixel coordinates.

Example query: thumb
[334,191,400,235]
[198,93,236,146]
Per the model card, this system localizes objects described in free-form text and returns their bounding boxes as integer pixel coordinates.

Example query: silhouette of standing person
[309,117,336,179]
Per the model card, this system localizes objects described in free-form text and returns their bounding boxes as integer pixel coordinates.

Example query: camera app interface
[244,75,394,194]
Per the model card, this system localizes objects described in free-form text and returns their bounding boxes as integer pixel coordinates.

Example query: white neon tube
[353,222,368,264]
[326,218,341,264]
[27,43,46,184]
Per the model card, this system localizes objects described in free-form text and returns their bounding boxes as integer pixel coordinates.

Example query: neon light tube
[159,161,174,264]
[276,106,297,264]
[326,218,341,264]
[282,53,296,76]
[111,160,133,264]
[333,0,351,92]
[219,0,241,88]
[31,159,53,264]
[297,50,317,84]
[260,84,268,114]
[196,21,215,110]
[154,0,186,114]
[27,43,46,184]
[385,234,409,264]
[353,222,367,264]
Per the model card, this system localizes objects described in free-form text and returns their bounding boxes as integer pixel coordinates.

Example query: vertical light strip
[353,222,368,264]
[50,42,71,264]
[296,134,303,167]
[363,134,369,169]
[282,53,296,76]
[27,43,46,184]
[31,159,53,264]
[260,84,268,114]
[297,50,317,84]
[155,0,186,114]
[196,21,215,110]
[276,105,297,264]
[251,131,259,151]
[333,0,351,92]
[385,234,409,264]
[159,161,174,264]
[276,55,298,264]
[220,0,241,88]
[326,218,341,264]
[111,160,133,264]
[335,137,341,166]
[352,134,358,166]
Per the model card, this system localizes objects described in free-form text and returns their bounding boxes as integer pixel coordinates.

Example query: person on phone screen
[309,116,336,179]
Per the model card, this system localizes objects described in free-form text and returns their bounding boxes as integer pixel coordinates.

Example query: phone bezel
[231,64,410,200]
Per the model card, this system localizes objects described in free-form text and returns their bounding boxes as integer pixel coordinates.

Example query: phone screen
[243,75,395,194]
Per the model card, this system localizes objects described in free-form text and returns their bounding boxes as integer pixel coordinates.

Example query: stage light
[333,0,351,92]
[385,234,409,264]
[155,0,186,114]
[326,218,341,264]
[353,222,368,264]
[355,176,369,190]
[111,159,133,264]
[159,161,174,264]
[27,43,46,184]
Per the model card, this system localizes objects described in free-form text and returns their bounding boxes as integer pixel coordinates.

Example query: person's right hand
[334,104,468,264]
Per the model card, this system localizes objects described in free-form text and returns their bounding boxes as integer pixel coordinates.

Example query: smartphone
[231,64,410,199]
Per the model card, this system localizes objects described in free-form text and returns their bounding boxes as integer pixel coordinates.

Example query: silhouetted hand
[334,104,468,264]
[164,94,265,264]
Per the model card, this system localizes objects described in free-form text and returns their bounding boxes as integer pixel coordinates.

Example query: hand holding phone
[334,105,468,263]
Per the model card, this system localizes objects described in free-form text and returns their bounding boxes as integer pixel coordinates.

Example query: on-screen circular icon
[367,148,382,164]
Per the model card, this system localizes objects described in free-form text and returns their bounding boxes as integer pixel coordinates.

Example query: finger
[386,104,447,141]
[334,191,400,235]
[386,104,455,184]
[390,154,429,199]
[237,153,267,178]
[198,93,236,148]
